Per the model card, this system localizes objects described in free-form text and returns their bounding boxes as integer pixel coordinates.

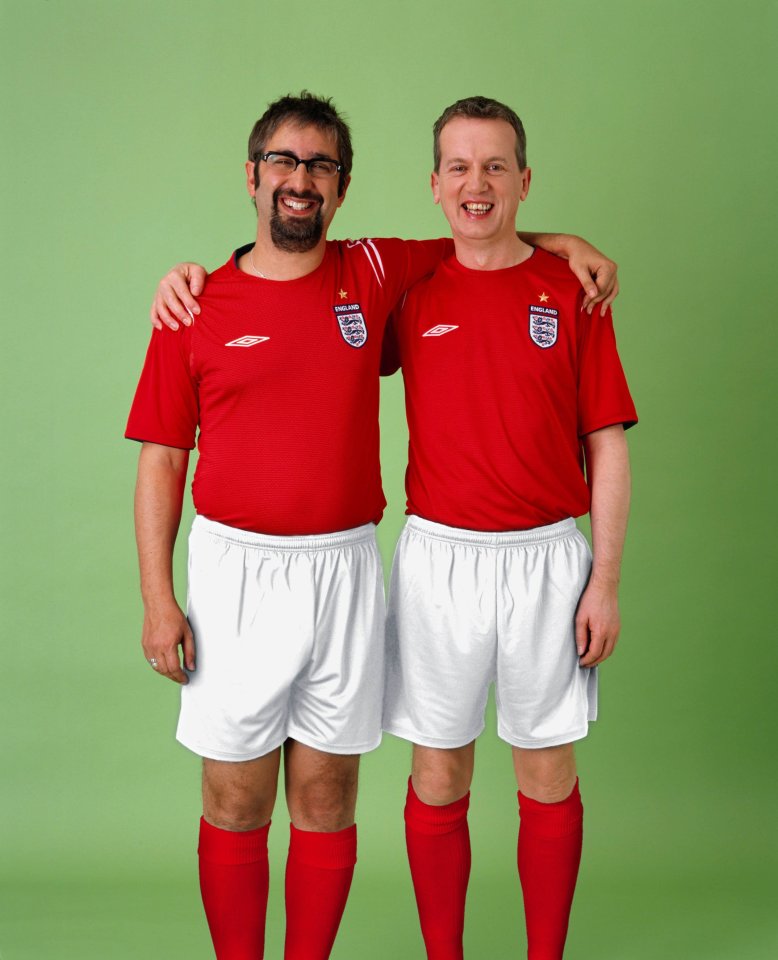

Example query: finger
[169,271,201,321]
[575,617,589,658]
[149,304,163,331]
[162,644,189,685]
[600,277,620,316]
[155,299,180,331]
[183,624,196,672]
[188,265,207,299]
[573,269,599,313]
[161,288,194,326]
[579,628,604,667]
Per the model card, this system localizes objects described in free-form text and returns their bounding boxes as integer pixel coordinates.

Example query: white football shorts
[383,516,597,750]
[177,516,386,761]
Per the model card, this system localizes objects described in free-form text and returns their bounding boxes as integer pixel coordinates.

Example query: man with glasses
[129,91,619,960]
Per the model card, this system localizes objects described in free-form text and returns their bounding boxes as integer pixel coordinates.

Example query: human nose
[287,159,315,187]
[466,166,487,193]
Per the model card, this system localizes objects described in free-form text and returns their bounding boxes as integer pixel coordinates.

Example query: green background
[1,1,775,957]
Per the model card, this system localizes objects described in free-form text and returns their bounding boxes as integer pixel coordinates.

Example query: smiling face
[245,120,350,253]
[431,117,531,249]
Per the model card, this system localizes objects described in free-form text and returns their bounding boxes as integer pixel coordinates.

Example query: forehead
[439,117,518,162]
[266,120,339,158]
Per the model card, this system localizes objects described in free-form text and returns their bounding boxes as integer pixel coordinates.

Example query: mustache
[273,187,323,205]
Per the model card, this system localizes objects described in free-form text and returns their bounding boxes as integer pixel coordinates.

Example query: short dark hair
[432,96,527,172]
[248,91,353,195]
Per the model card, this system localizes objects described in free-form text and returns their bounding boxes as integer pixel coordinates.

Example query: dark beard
[269,188,324,252]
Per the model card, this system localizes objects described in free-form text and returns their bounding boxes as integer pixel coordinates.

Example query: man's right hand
[151,263,208,331]
[141,600,195,684]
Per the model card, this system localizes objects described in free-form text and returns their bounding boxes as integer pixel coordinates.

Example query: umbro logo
[225,336,270,347]
[422,325,459,337]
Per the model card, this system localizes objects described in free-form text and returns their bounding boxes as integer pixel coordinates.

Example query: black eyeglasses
[259,152,342,179]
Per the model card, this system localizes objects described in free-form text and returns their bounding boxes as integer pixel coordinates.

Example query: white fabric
[383,515,597,750]
[177,516,385,761]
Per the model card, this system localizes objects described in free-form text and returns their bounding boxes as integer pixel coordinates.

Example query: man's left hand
[575,578,621,667]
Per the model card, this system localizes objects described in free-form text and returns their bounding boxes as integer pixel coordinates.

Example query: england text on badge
[333,303,368,348]
[529,304,558,349]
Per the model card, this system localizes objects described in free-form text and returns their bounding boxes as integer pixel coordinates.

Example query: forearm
[134,443,189,610]
[518,232,579,256]
[583,425,631,586]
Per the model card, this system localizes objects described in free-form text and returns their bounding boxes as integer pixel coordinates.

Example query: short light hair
[433,96,527,172]
[248,91,353,195]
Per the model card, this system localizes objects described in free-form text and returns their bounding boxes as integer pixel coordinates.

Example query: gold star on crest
[539,292,550,303]
[338,288,348,300]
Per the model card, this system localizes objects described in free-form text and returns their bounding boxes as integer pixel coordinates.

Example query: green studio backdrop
[1,1,775,957]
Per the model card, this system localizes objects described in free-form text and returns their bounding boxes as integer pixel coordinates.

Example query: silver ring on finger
[148,657,159,670]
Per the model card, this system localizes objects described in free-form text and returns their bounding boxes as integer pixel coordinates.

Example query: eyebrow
[446,156,510,164]
[266,149,339,162]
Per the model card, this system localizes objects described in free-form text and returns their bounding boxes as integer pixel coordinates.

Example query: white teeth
[283,199,312,210]
[464,202,493,212]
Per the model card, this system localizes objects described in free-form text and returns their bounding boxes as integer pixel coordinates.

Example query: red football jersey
[126,238,450,535]
[382,248,637,531]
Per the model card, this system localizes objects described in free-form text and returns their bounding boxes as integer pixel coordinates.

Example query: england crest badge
[529,304,558,349]
[334,302,368,348]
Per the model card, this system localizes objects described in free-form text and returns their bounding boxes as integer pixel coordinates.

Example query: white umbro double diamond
[225,336,270,347]
[423,325,459,337]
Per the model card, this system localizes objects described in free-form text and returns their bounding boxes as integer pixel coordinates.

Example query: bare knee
[412,744,474,806]
[513,744,577,804]
[285,743,359,832]
[202,753,279,831]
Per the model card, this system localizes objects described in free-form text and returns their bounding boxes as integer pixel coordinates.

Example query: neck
[453,233,533,272]
[238,228,328,281]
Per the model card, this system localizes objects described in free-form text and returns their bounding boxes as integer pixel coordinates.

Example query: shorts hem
[497,723,593,750]
[176,734,287,762]
[286,727,383,756]
[383,723,485,749]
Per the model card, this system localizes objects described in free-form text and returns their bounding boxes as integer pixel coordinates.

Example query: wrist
[141,591,180,615]
[589,570,620,589]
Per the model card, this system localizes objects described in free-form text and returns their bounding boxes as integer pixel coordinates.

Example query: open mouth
[276,191,321,216]
[462,202,494,218]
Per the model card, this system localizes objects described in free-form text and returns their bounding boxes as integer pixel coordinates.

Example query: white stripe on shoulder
[365,239,386,280]
[347,238,383,288]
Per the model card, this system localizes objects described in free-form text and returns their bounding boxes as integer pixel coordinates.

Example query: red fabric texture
[284,823,357,960]
[385,248,637,531]
[126,238,450,536]
[517,779,584,960]
[404,778,471,960]
[198,816,270,959]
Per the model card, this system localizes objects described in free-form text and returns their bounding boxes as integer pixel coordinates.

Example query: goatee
[270,188,324,253]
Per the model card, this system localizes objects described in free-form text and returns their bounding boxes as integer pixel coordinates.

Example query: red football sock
[284,822,357,960]
[404,777,471,960]
[517,779,583,960]
[198,816,270,960]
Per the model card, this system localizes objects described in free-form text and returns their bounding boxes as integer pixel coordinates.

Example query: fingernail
[171,321,179,330]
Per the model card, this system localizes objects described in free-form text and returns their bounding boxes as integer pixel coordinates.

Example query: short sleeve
[577,308,638,437]
[125,326,199,449]
[369,237,453,306]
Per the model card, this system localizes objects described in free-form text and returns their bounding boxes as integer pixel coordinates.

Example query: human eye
[269,154,296,171]
[448,164,467,175]
[486,162,507,174]
[309,160,336,177]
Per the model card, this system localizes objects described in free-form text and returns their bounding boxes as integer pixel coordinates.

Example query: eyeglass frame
[256,151,343,179]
